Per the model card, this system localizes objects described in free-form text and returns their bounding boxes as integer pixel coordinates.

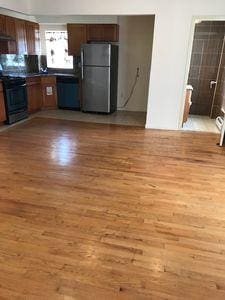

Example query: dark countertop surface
[3,73,80,79]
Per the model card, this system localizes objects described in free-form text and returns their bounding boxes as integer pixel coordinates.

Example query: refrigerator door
[82,44,111,67]
[82,66,110,113]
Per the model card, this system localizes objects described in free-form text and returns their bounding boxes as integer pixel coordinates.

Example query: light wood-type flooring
[0,117,225,299]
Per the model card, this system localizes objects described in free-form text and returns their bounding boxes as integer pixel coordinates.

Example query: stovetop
[0,76,26,88]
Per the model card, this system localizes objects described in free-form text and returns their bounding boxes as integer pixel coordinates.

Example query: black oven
[2,77,28,125]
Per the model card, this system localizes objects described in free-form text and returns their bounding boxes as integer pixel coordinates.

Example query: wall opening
[182,19,225,133]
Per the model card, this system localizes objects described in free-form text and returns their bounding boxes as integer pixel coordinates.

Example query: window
[45,31,73,69]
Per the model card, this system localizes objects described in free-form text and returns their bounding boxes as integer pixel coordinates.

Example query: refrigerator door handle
[81,49,84,80]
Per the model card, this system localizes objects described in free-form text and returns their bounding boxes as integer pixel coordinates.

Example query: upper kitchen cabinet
[67,23,119,56]
[5,16,17,54]
[67,24,87,56]
[34,23,41,55]
[87,24,119,42]
[15,18,27,54]
[25,21,40,55]
[0,15,6,35]
[0,15,17,54]
[0,14,40,55]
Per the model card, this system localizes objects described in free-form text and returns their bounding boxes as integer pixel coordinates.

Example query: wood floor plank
[0,117,225,299]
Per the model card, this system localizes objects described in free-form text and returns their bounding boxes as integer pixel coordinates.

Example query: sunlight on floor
[34,110,147,127]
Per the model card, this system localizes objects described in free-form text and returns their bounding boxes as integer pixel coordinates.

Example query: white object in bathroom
[216,111,225,146]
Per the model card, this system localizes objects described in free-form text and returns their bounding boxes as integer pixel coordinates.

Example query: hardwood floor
[0,117,225,299]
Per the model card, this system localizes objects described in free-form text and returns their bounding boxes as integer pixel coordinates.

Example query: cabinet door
[67,24,87,56]
[27,83,42,113]
[42,84,57,108]
[25,21,36,55]
[15,19,27,54]
[34,23,40,55]
[87,24,119,42]
[103,24,119,42]
[5,16,17,54]
[0,15,6,35]
[87,24,104,41]
[41,77,57,108]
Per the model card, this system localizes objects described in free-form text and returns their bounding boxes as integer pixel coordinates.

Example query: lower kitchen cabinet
[41,76,57,109]
[0,82,6,122]
[26,77,42,113]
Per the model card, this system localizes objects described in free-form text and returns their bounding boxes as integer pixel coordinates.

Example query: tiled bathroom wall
[212,41,225,117]
[188,21,225,116]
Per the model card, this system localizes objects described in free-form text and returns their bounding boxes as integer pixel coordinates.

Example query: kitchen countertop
[3,73,80,79]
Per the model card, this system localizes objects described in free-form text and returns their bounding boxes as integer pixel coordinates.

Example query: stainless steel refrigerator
[81,43,118,113]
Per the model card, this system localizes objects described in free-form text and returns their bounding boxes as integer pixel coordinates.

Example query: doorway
[183,21,225,132]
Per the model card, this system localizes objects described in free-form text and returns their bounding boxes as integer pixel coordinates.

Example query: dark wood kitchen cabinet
[67,24,87,56]
[0,15,6,35]
[87,24,119,42]
[41,76,58,109]
[0,82,6,123]
[15,18,27,54]
[67,23,119,55]
[25,21,40,55]
[26,77,42,113]
[5,16,17,54]
[0,15,40,55]
[34,23,41,55]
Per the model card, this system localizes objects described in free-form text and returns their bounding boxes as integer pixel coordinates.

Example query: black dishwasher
[57,76,80,110]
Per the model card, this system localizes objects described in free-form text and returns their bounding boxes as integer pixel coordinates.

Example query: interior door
[82,66,110,113]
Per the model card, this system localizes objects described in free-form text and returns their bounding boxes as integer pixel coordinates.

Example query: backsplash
[24,55,39,73]
[0,54,26,74]
[0,54,47,75]
[0,54,78,75]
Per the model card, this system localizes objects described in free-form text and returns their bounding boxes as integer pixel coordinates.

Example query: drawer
[41,76,57,85]
[26,76,41,85]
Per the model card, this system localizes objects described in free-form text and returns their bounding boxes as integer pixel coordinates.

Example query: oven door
[5,84,28,113]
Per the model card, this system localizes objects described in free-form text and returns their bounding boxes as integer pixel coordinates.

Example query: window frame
[45,30,73,70]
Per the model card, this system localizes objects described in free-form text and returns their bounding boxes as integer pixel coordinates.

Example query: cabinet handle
[81,49,84,80]
[210,80,217,89]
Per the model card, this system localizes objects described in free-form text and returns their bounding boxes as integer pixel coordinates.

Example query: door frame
[179,15,225,129]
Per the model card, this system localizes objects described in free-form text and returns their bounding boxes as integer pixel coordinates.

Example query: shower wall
[212,42,225,117]
[188,21,225,116]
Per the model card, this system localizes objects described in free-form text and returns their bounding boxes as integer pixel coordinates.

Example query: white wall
[0,0,30,14]
[2,0,225,130]
[36,15,118,24]
[117,16,154,112]
[0,7,36,22]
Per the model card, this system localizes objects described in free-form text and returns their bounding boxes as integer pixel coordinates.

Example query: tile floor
[182,115,220,133]
[34,110,147,127]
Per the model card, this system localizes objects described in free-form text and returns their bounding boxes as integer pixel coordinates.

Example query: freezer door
[82,44,111,67]
[82,66,110,113]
